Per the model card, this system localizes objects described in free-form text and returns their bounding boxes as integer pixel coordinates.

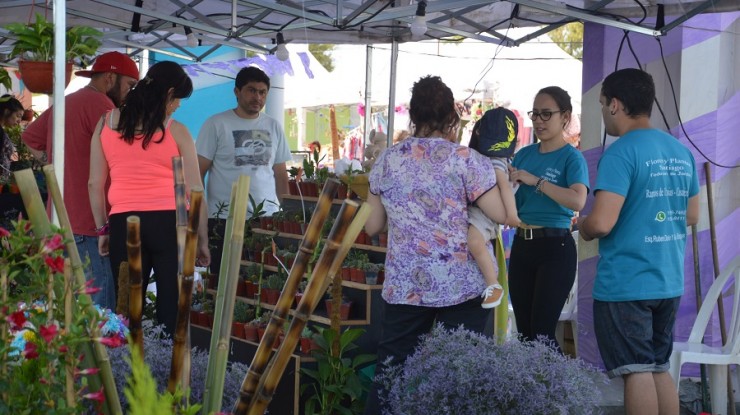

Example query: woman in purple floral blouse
[363,75,507,414]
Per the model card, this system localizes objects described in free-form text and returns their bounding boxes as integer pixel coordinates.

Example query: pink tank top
[101,113,180,214]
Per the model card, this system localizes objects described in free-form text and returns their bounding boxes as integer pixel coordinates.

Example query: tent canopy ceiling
[0,0,737,63]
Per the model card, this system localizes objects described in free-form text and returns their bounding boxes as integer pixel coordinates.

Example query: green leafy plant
[248,194,267,222]
[6,13,102,64]
[0,218,110,414]
[0,68,11,90]
[301,327,375,415]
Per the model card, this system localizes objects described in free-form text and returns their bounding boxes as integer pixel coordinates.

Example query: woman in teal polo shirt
[508,86,589,349]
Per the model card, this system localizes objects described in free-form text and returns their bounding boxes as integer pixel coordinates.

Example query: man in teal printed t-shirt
[580,68,700,415]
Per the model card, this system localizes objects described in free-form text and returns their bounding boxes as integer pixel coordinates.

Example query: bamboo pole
[13,169,50,235]
[691,224,711,412]
[704,162,735,415]
[116,262,130,315]
[202,177,251,414]
[64,260,75,409]
[168,188,204,394]
[32,166,121,415]
[234,179,340,414]
[127,216,144,358]
[493,230,510,345]
[247,200,365,415]
[171,157,191,392]
[329,104,340,162]
[1,267,6,404]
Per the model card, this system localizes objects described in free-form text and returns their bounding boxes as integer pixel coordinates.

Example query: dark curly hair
[408,76,459,138]
[118,61,193,148]
[601,68,655,117]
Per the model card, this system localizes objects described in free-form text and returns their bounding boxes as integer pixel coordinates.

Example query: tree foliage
[547,22,584,60]
[309,44,336,72]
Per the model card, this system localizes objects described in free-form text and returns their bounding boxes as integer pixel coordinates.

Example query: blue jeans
[593,297,680,378]
[74,234,116,311]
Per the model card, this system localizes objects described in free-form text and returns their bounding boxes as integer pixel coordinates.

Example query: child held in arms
[467,108,520,308]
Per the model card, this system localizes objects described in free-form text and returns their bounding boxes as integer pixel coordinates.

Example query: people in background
[363,75,507,414]
[467,107,521,308]
[580,68,699,415]
[89,61,209,335]
[507,86,589,348]
[0,95,23,180]
[196,66,291,276]
[23,51,140,310]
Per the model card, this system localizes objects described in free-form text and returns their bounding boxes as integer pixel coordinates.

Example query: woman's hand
[196,239,211,267]
[98,235,110,257]
[509,169,538,187]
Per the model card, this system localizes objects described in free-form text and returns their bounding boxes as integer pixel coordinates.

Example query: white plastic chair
[669,256,740,415]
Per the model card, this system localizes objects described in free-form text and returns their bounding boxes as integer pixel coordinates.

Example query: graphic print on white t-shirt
[234,129,271,167]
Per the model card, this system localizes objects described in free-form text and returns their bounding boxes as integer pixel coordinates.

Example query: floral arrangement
[0,219,116,413]
[378,325,606,415]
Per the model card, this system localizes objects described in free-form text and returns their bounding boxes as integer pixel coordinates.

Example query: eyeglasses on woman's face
[527,110,565,121]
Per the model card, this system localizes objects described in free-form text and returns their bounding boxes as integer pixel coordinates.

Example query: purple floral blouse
[369,137,498,306]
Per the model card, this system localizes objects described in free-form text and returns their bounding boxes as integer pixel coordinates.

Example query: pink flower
[42,234,64,254]
[82,388,106,404]
[78,279,101,295]
[8,310,26,330]
[96,336,125,348]
[59,345,69,354]
[22,342,39,359]
[44,255,65,274]
[0,227,9,238]
[75,367,100,377]
[39,324,59,344]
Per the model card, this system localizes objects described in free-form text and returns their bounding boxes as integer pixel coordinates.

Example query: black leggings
[508,232,576,347]
[109,210,179,336]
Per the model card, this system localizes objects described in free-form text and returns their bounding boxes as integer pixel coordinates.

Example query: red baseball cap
[75,51,140,80]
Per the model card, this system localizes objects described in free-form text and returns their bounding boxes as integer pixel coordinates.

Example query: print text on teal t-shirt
[591,129,700,301]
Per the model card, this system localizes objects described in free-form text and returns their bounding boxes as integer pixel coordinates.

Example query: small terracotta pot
[236,281,247,297]
[232,322,246,339]
[244,324,259,342]
[288,180,299,195]
[300,337,312,354]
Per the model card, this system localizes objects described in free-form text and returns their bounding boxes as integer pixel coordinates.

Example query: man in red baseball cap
[22,51,140,311]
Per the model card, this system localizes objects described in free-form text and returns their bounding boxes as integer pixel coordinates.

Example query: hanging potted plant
[6,13,102,94]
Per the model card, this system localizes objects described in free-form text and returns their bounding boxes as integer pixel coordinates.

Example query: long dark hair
[118,61,192,148]
[409,76,459,138]
[0,94,23,127]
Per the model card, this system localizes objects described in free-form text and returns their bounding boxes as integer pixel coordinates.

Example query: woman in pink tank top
[89,61,209,336]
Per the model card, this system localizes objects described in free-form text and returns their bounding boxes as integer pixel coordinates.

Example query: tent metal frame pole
[363,45,373,147]
[52,0,66,227]
[386,40,398,147]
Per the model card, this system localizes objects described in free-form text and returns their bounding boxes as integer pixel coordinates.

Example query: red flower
[39,324,59,344]
[96,336,125,348]
[8,310,26,330]
[22,342,39,359]
[59,345,69,353]
[0,227,9,238]
[44,255,65,274]
[42,234,64,254]
[82,388,106,403]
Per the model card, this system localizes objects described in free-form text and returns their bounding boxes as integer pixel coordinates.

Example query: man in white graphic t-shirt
[196,66,291,274]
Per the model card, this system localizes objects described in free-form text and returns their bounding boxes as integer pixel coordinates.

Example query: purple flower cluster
[108,322,248,411]
[378,325,606,415]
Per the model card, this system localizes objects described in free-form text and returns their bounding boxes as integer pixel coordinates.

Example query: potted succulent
[232,301,253,339]
[364,263,383,285]
[6,13,102,94]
